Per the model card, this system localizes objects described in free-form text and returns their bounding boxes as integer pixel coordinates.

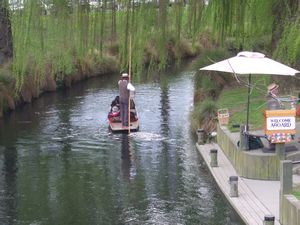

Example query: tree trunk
[0,0,13,64]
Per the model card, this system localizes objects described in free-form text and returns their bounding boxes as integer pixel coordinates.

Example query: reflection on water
[121,134,137,182]
[0,60,243,225]
[0,146,17,225]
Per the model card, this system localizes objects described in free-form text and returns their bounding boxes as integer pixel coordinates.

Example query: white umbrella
[200,51,299,75]
[199,51,299,130]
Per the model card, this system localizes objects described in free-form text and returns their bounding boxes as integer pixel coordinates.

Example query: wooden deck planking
[202,152,269,224]
[214,169,263,224]
[210,159,263,224]
[196,143,281,225]
[205,147,275,224]
[216,162,272,217]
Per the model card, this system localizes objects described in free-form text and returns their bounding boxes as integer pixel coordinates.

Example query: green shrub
[191,99,218,133]
[0,70,14,86]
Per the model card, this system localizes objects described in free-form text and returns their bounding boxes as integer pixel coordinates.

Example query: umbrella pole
[246,74,252,132]
[239,74,251,151]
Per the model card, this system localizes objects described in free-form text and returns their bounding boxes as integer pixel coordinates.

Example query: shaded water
[0,60,243,225]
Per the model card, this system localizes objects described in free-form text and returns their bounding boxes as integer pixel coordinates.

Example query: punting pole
[128,35,132,134]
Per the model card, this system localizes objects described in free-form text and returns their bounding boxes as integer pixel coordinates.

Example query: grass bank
[191,75,270,135]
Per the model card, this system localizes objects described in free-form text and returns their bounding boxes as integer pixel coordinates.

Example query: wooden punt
[108,99,139,133]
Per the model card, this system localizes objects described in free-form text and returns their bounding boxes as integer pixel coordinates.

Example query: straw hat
[122,73,129,78]
[267,83,279,92]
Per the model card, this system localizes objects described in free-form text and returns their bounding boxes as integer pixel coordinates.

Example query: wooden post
[276,143,285,160]
[229,176,238,197]
[210,149,218,167]
[263,215,275,225]
[197,128,205,145]
[239,125,249,150]
[280,160,292,195]
[279,160,292,223]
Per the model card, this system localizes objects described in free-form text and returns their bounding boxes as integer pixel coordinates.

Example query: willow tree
[12,0,35,91]
[118,0,132,70]
[77,0,90,57]
[99,0,107,58]
[271,0,299,50]
[157,0,168,69]
[173,0,183,59]
[0,0,13,64]
[111,0,117,42]
[204,0,247,48]
[50,0,75,77]
[186,0,204,40]
[203,0,299,54]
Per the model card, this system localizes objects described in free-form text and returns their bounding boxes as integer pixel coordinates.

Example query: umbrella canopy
[200,51,299,75]
[199,51,299,134]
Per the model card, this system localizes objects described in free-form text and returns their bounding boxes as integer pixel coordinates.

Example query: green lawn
[216,76,270,132]
[293,192,300,200]
[216,75,300,132]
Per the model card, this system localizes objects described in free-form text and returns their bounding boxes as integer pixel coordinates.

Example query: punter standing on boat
[118,73,135,127]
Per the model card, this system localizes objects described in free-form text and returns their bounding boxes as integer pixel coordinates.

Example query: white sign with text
[266,116,296,130]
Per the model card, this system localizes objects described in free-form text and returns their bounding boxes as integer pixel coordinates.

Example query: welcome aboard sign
[264,110,296,143]
[266,117,295,130]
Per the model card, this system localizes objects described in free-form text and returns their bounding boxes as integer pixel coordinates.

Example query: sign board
[264,110,296,143]
[264,110,296,134]
[266,117,296,130]
[264,109,296,143]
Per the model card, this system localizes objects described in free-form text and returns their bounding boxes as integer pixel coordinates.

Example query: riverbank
[0,34,211,118]
[0,52,120,117]
[196,123,300,225]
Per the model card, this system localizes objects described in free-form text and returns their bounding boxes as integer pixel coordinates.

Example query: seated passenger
[111,106,120,116]
[110,96,120,111]
[108,104,120,122]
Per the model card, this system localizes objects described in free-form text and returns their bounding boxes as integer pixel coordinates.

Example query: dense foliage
[206,0,299,61]
[7,0,207,92]
[5,0,300,89]
[0,0,299,117]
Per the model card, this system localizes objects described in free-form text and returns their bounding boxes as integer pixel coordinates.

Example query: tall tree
[0,0,13,64]
[111,0,117,42]
[271,0,299,51]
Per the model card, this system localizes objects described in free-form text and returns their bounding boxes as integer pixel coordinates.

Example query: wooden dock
[196,143,281,225]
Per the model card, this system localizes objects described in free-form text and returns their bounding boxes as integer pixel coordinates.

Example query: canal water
[0,60,243,225]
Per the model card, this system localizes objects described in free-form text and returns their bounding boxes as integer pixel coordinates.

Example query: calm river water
[0,60,243,225]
